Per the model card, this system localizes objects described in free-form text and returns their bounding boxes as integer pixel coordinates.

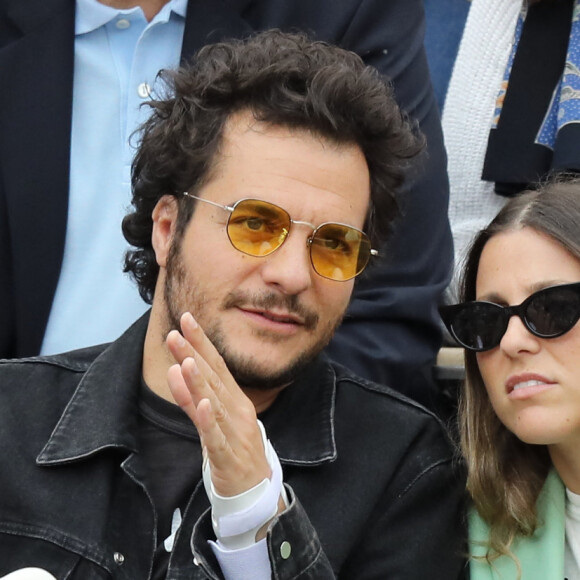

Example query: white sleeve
[210,537,271,580]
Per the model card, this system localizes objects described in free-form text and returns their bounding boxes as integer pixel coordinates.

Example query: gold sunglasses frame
[182,192,378,281]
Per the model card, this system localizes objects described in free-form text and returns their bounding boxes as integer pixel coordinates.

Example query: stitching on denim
[272,540,327,580]
[0,355,92,373]
[398,458,453,499]
[278,364,338,467]
[0,521,111,571]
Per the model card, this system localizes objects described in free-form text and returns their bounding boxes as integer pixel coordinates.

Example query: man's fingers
[179,356,226,410]
[197,399,268,496]
[167,363,197,423]
[196,399,248,494]
[197,398,227,458]
[167,363,228,457]
[174,358,262,462]
[166,328,196,364]
[167,313,237,398]
[165,312,269,496]
[179,312,233,383]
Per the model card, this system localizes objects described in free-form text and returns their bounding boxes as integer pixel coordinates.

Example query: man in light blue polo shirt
[42,0,187,354]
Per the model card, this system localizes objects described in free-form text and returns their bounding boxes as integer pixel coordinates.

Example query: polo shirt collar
[75,0,187,35]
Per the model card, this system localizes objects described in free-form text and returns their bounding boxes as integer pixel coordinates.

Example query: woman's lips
[506,373,556,400]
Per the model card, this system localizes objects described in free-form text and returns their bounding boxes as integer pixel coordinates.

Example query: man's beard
[163,240,344,390]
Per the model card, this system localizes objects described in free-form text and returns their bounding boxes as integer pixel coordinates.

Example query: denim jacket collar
[36,315,149,466]
[36,312,338,467]
[261,356,338,467]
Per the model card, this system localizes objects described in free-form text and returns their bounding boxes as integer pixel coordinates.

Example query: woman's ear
[151,195,179,268]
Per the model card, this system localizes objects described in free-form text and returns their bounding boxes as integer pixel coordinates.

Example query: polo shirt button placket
[137,82,152,99]
[116,18,131,30]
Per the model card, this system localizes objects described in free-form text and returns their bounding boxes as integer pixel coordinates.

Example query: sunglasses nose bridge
[288,218,318,254]
[290,218,317,234]
[505,303,536,336]
[266,217,312,257]
[496,305,541,353]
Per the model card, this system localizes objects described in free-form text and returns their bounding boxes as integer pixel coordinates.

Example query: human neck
[549,443,580,494]
[142,301,177,402]
[97,0,171,21]
[242,386,285,414]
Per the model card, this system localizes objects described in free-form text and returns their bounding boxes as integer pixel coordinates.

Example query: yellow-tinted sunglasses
[183,193,377,281]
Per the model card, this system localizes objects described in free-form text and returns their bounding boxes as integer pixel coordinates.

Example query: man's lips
[238,307,304,326]
[223,290,319,330]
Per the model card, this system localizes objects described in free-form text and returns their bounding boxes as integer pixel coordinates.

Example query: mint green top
[469,470,565,579]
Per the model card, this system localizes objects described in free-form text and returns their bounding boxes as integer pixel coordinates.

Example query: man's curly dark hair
[122,29,423,304]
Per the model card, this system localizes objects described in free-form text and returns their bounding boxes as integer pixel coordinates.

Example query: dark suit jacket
[0,0,452,407]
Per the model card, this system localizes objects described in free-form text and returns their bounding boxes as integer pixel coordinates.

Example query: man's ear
[151,195,179,268]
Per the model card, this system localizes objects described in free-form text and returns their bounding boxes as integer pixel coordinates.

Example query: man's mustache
[222,291,319,331]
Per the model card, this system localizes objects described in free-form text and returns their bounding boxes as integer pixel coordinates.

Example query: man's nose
[259,232,314,295]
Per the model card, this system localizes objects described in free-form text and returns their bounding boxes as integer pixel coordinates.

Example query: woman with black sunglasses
[440,177,580,579]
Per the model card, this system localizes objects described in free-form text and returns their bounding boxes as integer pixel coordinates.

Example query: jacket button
[280,541,291,559]
[114,552,125,565]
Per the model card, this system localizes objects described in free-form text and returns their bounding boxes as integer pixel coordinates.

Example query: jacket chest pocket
[0,533,112,580]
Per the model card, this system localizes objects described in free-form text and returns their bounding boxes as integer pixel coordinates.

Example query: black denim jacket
[0,314,466,579]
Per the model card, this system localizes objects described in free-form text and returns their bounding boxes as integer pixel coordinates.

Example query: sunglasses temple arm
[183,192,234,212]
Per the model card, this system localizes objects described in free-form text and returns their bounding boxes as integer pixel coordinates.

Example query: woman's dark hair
[122,29,422,303]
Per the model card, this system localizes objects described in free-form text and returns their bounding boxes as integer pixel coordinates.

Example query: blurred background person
[443,0,580,301]
[423,0,470,111]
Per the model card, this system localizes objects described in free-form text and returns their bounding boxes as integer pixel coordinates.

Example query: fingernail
[168,329,186,348]
[184,311,198,329]
[185,356,199,375]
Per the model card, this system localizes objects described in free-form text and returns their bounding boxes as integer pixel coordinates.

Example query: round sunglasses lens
[227,200,290,257]
[310,224,370,281]
[451,302,507,351]
[526,286,580,337]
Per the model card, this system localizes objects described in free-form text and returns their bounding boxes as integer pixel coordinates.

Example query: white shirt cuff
[209,537,271,580]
